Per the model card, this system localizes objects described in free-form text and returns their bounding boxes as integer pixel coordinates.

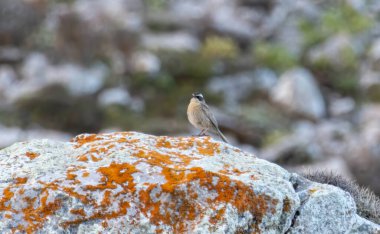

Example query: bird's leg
[197,129,206,136]
[198,129,210,136]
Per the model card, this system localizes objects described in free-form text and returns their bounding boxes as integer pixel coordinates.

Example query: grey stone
[271,68,326,120]
[142,32,200,52]
[4,53,108,103]
[130,51,161,74]
[288,175,357,234]
[308,34,356,68]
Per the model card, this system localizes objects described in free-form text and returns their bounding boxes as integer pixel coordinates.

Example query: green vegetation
[298,3,373,48]
[322,4,373,34]
[253,41,297,72]
[308,43,359,96]
[262,130,289,148]
[201,36,239,60]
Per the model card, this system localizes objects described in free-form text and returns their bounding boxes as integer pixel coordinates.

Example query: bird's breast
[187,100,203,129]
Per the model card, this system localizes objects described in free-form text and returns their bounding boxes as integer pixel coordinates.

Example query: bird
[187,92,229,143]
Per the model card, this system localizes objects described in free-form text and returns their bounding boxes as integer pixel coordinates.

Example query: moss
[201,36,239,60]
[253,41,297,72]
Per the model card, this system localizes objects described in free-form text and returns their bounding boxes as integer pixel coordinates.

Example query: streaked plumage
[187,93,228,143]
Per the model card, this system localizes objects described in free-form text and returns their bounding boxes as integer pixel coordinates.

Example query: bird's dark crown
[192,92,204,101]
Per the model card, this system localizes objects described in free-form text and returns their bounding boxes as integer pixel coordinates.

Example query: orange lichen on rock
[71,133,102,147]
[12,187,63,233]
[1,132,286,233]
[0,187,14,210]
[282,197,292,213]
[132,165,276,232]
[25,152,39,160]
[96,162,138,190]
[70,208,86,216]
[196,137,221,156]
[15,177,28,184]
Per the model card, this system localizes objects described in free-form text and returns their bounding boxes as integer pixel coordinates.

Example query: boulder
[0,132,378,233]
[271,68,326,120]
[3,53,109,104]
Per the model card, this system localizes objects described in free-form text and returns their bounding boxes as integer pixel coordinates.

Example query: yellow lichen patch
[25,152,39,160]
[308,188,318,195]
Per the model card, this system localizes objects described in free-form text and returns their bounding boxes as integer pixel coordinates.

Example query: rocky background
[0,0,380,196]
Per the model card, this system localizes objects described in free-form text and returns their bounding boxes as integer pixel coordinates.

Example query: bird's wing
[201,103,219,129]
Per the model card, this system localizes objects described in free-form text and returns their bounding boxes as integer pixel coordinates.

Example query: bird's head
[192,92,205,103]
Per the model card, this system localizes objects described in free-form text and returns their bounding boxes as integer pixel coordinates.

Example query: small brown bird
[187,92,229,143]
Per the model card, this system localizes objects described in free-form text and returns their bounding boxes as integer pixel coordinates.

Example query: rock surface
[0,132,379,233]
[271,68,326,120]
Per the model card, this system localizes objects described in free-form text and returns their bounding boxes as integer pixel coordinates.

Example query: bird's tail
[216,128,229,143]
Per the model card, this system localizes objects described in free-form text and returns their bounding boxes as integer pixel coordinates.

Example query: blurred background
[1,0,380,195]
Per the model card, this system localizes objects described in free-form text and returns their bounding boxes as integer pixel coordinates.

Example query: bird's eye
[196,95,203,101]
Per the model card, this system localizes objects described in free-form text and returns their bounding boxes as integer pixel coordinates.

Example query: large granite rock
[0,132,378,233]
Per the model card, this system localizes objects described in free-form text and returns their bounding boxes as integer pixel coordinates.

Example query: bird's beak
[192,93,195,97]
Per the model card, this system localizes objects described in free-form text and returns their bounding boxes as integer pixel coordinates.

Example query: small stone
[130,51,160,74]
[0,65,17,94]
[142,32,200,52]
[98,87,131,107]
[329,96,356,117]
